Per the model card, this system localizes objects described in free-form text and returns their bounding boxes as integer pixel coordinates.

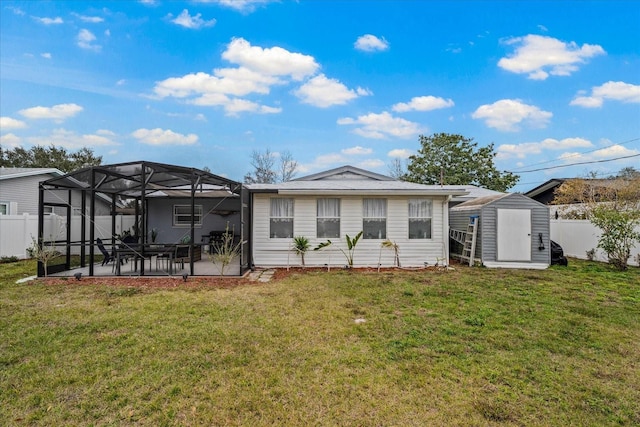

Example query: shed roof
[450,192,546,211]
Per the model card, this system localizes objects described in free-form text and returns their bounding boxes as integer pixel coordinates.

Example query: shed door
[497,209,531,261]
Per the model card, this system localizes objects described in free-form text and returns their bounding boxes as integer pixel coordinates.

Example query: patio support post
[89,170,95,276]
[189,172,196,276]
[140,165,146,275]
[80,190,86,268]
[65,191,72,270]
[37,183,45,277]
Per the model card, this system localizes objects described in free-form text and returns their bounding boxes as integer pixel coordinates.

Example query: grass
[1,259,639,426]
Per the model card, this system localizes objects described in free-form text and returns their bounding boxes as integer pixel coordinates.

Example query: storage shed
[449,193,550,269]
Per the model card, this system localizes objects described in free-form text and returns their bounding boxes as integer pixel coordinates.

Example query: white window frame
[317,198,340,238]
[408,199,432,239]
[363,198,387,239]
[173,204,203,227]
[270,198,294,238]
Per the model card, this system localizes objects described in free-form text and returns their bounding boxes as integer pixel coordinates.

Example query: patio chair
[174,245,191,270]
[96,238,116,271]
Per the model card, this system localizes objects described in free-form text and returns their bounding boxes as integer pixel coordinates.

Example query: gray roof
[451,185,505,202]
[0,167,64,180]
[451,192,546,211]
[247,165,469,196]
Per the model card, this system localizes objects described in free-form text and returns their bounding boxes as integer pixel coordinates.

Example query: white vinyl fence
[0,214,135,259]
[551,219,640,266]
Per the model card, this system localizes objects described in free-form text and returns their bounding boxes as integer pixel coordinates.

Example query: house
[247,165,469,268]
[449,193,551,269]
[523,178,567,205]
[0,167,112,216]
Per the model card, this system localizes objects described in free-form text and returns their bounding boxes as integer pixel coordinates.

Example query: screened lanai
[38,161,250,278]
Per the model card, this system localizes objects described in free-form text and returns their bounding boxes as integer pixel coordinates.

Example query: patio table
[115,244,175,275]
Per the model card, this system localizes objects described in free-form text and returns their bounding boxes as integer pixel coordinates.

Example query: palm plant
[378,239,400,271]
[292,236,310,267]
[315,231,363,268]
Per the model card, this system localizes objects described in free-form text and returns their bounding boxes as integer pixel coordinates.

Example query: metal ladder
[460,215,478,266]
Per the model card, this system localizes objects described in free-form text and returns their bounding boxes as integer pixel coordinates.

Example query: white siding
[252,194,449,268]
[1,174,111,216]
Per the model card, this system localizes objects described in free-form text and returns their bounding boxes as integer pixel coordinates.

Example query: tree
[402,133,519,192]
[553,172,640,270]
[387,158,407,179]
[0,145,102,172]
[279,150,298,182]
[243,148,298,184]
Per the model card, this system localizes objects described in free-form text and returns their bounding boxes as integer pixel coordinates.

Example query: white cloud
[7,6,25,16]
[392,95,454,113]
[154,38,321,115]
[337,111,422,139]
[294,74,365,107]
[72,12,104,23]
[194,0,274,13]
[222,37,318,80]
[41,52,52,59]
[26,128,119,149]
[388,148,413,159]
[116,79,126,86]
[342,146,372,155]
[570,81,640,108]
[33,16,63,25]
[472,99,552,132]
[0,117,27,130]
[77,29,101,51]
[354,34,389,52]
[220,98,281,116]
[131,128,198,145]
[497,137,593,159]
[559,145,639,164]
[498,34,605,80]
[0,133,21,147]
[18,103,83,122]
[170,9,216,29]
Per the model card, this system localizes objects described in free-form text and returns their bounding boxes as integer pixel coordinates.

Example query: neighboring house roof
[523,179,567,204]
[1,167,120,208]
[524,177,632,205]
[247,165,469,197]
[0,167,64,180]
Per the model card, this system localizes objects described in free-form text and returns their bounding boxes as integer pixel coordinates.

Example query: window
[408,199,432,239]
[363,198,386,239]
[173,204,203,227]
[0,203,8,215]
[43,206,53,215]
[270,198,294,238]
[317,198,340,238]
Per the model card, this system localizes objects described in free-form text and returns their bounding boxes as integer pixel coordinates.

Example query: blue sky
[1,0,638,191]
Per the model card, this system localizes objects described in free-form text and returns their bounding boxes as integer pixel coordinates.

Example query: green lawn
[1,259,639,426]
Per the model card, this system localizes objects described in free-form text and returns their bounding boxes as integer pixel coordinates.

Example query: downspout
[442,195,451,267]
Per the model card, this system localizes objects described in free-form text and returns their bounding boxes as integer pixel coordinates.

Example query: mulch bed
[38,262,461,289]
